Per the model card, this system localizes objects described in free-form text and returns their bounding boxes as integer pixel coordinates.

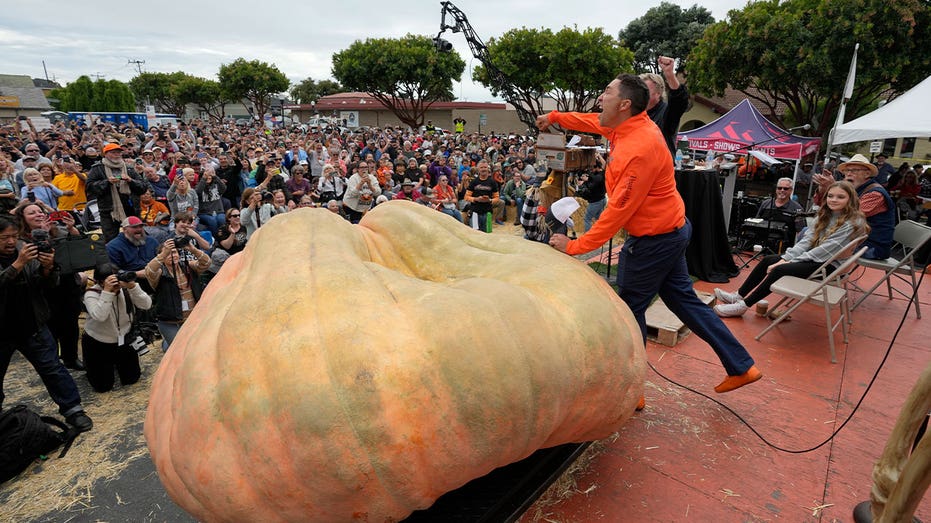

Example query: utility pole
[128,59,145,76]
[91,73,105,80]
[42,60,49,82]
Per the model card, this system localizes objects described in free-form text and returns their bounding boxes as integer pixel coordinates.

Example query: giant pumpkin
[145,200,645,522]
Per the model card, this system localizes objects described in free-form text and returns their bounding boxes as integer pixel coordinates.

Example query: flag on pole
[836,42,859,126]
[827,43,859,157]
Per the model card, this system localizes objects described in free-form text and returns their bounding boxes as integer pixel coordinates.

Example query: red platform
[523,261,931,522]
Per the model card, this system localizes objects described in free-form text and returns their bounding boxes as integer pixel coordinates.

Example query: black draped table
[675,169,738,283]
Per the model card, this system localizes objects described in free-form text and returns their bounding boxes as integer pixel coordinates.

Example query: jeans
[157,321,182,351]
[198,212,226,236]
[584,197,607,232]
[738,254,822,306]
[0,326,84,416]
[504,198,524,222]
[616,219,755,376]
[439,207,463,222]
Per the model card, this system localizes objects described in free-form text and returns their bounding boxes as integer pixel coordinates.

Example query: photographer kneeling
[82,263,151,392]
[145,212,211,350]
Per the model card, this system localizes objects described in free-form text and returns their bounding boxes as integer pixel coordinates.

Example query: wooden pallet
[645,290,715,347]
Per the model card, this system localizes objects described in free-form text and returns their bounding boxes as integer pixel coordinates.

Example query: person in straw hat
[812,153,894,260]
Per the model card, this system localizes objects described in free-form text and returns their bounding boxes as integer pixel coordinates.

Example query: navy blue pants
[616,219,755,376]
[0,326,84,416]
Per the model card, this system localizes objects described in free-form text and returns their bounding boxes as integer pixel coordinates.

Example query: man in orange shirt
[539,74,761,395]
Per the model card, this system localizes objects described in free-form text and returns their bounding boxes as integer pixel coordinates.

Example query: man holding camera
[0,214,93,432]
[86,143,149,242]
[169,210,208,258]
[144,211,211,350]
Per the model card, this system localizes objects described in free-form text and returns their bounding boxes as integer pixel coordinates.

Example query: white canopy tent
[832,75,931,144]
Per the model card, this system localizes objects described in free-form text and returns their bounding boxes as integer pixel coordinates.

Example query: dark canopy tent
[677,99,821,160]
[672,101,820,283]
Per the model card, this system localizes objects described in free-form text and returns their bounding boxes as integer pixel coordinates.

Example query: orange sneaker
[714,366,762,393]
[636,395,646,411]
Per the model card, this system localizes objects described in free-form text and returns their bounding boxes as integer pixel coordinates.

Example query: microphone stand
[714,126,809,270]
[735,189,780,270]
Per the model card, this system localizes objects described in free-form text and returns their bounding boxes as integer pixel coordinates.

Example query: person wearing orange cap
[538,74,761,397]
[86,143,148,242]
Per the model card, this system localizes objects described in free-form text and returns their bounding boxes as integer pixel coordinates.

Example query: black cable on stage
[646,266,926,454]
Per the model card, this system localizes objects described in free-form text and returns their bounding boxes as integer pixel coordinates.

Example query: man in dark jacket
[0,215,92,432]
[85,142,148,242]
[642,56,689,159]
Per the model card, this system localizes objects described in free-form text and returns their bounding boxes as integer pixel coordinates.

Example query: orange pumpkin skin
[145,201,645,522]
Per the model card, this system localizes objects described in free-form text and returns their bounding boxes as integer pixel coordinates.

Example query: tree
[688,0,931,141]
[290,78,344,104]
[473,27,553,120]
[218,58,290,121]
[91,79,135,112]
[128,72,189,116]
[473,27,634,117]
[548,27,635,113]
[51,76,135,112]
[618,2,715,74]
[332,34,466,128]
[172,76,231,123]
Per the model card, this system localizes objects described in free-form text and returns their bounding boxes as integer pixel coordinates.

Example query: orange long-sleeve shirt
[548,111,686,255]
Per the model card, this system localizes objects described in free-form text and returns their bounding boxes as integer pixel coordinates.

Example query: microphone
[788,124,811,131]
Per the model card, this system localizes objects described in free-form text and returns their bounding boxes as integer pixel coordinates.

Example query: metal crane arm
[436,1,539,133]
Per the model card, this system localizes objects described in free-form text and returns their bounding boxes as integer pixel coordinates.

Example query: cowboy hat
[837,154,878,177]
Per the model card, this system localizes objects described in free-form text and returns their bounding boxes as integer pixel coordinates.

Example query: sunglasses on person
[776,187,792,191]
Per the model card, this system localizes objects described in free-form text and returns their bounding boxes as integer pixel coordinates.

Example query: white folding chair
[755,235,868,363]
[851,220,931,319]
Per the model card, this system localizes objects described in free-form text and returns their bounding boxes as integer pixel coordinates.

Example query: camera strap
[121,287,135,325]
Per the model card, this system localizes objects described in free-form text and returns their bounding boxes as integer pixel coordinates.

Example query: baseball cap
[121,216,144,228]
[103,143,123,153]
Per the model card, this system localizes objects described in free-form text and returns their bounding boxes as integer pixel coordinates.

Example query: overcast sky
[2,0,747,102]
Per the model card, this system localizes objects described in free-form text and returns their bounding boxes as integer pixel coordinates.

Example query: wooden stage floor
[523,259,931,522]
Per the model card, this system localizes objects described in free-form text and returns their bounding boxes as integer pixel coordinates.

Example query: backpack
[0,405,78,484]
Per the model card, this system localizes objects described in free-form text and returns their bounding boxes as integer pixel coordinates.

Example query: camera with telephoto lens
[116,270,137,283]
[30,229,53,253]
[174,235,191,249]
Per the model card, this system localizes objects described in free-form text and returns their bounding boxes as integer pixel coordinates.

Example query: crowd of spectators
[0,113,566,423]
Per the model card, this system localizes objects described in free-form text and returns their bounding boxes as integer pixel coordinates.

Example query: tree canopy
[218,58,290,121]
[618,2,715,74]
[473,26,633,120]
[290,78,344,104]
[52,76,135,112]
[331,34,466,128]
[172,76,231,123]
[128,72,190,116]
[687,0,931,140]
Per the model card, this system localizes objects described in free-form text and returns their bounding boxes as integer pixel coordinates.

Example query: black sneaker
[62,359,86,371]
[66,411,94,433]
